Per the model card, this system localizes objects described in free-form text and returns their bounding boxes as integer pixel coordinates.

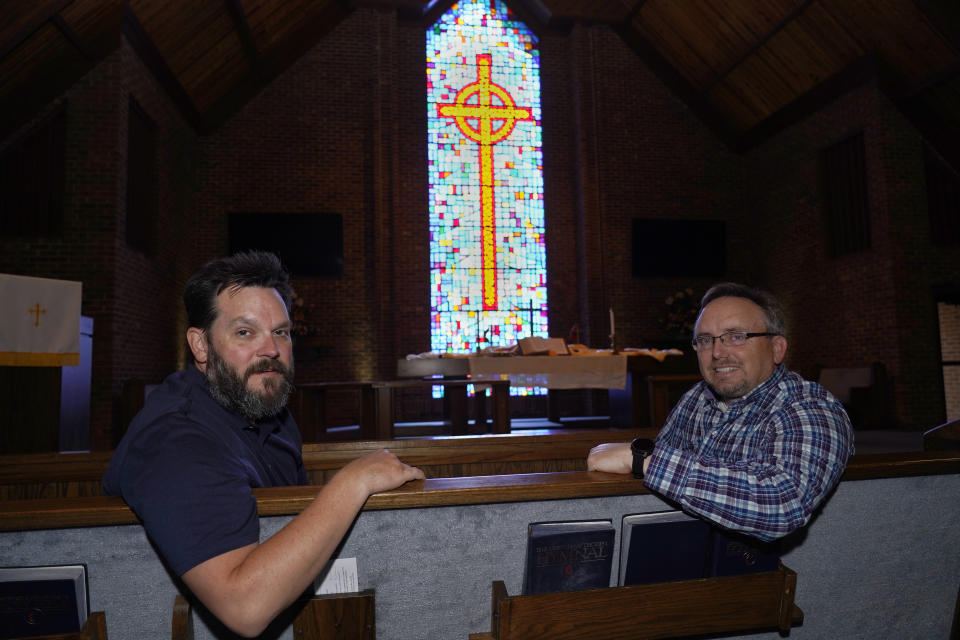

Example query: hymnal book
[708,528,780,577]
[518,336,569,356]
[523,519,615,594]
[618,511,710,586]
[0,564,88,639]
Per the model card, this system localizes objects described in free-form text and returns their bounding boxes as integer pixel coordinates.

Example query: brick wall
[0,41,199,449]
[2,8,957,448]
[742,77,960,429]
[939,302,960,421]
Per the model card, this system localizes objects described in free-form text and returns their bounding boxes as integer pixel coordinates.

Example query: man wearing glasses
[588,282,853,541]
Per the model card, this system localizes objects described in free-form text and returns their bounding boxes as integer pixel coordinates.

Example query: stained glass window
[426,0,546,389]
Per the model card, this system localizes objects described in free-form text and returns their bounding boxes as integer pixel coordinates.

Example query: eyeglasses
[692,331,778,351]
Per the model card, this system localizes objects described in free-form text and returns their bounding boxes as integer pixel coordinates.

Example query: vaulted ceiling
[3,0,959,165]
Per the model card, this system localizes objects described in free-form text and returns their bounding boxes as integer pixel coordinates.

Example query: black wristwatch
[630,437,655,479]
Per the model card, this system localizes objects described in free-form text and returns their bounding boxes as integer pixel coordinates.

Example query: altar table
[398,354,627,426]
[397,354,627,390]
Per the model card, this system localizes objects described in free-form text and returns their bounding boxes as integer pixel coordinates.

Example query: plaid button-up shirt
[645,365,854,541]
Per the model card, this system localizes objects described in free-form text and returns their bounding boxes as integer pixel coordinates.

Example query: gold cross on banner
[28,303,46,327]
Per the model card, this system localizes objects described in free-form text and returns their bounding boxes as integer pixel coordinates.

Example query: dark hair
[184,251,293,335]
[699,282,786,335]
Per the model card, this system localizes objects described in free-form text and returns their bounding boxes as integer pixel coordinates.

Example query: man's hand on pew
[341,448,426,495]
[587,442,640,475]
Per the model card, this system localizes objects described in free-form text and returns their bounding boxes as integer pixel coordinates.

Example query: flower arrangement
[290,292,315,337]
[659,288,699,337]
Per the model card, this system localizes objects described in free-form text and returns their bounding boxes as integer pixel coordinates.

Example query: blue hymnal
[523,519,615,594]
[618,510,710,586]
[0,564,88,639]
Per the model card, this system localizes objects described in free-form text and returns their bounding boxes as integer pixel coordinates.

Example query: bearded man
[103,251,423,637]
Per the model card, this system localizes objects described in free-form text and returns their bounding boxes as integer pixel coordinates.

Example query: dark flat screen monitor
[228,212,344,277]
[632,218,725,277]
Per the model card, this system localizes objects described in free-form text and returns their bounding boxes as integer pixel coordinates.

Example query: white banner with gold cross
[0,274,82,366]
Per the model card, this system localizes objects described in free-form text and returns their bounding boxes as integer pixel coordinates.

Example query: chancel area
[1,1,959,639]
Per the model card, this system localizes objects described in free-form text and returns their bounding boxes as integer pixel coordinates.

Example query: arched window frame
[426,0,547,380]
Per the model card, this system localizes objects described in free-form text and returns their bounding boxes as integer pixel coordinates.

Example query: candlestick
[609,307,616,352]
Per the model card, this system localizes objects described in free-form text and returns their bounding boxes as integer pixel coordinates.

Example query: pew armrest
[172,595,193,640]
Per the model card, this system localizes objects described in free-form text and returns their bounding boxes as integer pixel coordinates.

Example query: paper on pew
[314,557,359,595]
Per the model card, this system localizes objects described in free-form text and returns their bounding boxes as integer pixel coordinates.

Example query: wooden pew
[3,450,958,531]
[298,429,647,483]
[1,452,958,639]
[470,564,803,640]
[6,425,958,502]
[0,429,653,500]
[0,450,113,500]
[6,426,958,501]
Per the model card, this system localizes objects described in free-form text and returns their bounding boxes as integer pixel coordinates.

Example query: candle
[609,308,615,335]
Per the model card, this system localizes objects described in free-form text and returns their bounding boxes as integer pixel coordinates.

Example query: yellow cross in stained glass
[436,53,533,310]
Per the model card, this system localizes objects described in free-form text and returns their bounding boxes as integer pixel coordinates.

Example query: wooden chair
[7,611,108,640]
[471,563,803,639]
[291,379,510,441]
[816,363,891,429]
[924,416,960,451]
[171,591,374,640]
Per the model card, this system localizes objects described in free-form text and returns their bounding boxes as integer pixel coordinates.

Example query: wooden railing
[0,429,651,500]
[1,449,957,532]
[299,429,645,483]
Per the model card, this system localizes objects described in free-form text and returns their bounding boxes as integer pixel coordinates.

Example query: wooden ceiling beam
[896,61,960,101]
[734,54,877,152]
[913,0,960,57]
[703,0,816,94]
[225,0,260,62]
[614,19,739,149]
[199,0,352,133]
[0,0,74,60]
[50,13,92,60]
[122,6,204,132]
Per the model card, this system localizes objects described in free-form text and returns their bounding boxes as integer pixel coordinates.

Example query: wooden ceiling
[3,0,959,164]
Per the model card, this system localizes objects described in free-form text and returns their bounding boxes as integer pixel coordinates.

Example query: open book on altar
[517,336,569,356]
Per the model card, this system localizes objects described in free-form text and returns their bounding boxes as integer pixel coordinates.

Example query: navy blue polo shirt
[103,366,308,576]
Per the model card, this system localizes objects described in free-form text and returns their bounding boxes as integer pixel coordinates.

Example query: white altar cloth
[397,354,627,390]
[0,274,82,366]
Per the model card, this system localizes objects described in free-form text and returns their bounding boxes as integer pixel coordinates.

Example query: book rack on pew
[469,563,803,640]
[171,591,375,640]
[6,611,108,640]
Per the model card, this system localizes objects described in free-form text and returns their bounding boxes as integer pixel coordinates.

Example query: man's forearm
[182,470,369,637]
[182,448,424,637]
[645,440,839,540]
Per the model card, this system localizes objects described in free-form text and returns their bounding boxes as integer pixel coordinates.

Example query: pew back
[0,430,650,500]
[0,451,113,500]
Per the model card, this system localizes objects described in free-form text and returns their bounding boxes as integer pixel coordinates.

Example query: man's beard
[205,343,294,422]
